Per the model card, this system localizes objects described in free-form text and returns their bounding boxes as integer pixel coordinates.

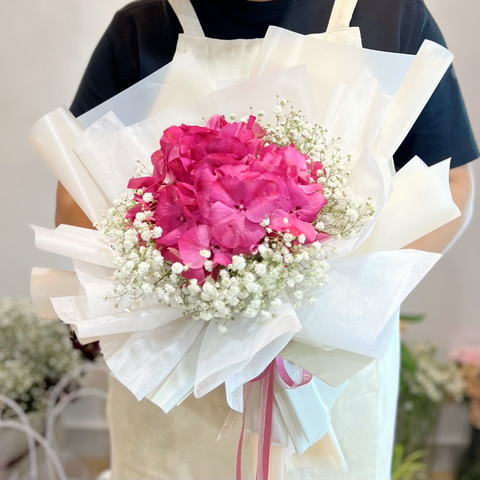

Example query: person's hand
[55,181,94,229]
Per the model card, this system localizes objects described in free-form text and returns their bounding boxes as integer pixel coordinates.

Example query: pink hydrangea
[127,114,328,279]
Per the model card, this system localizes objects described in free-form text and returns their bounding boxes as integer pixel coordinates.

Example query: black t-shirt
[70,0,479,169]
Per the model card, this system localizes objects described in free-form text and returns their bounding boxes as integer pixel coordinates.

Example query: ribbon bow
[237,357,313,480]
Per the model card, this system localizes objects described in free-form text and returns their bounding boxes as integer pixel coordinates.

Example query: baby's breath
[101,198,331,324]
[261,100,375,238]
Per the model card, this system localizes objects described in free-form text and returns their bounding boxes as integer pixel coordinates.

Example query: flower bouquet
[28,27,459,477]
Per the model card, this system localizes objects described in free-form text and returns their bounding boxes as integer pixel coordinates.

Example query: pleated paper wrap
[29,27,458,470]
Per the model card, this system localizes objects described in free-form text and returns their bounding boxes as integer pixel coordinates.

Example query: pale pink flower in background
[449,346,480,366]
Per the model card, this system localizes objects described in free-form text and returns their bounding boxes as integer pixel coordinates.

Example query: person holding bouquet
[52,0,478,479]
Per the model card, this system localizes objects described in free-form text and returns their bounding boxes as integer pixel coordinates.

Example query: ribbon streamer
[256,362,274,480]
[275,357,313,389]
[237,358,313,480]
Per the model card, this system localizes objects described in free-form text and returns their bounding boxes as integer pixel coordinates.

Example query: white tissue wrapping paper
[30,30,457,462]
[77,52,215,129]
[27,109,111,225]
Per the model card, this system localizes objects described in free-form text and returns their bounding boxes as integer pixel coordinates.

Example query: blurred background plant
[0,296,111,479]
[391,444,429,480]
[397,330,464,454]
[393,314,466,479]
[0,296,85,421]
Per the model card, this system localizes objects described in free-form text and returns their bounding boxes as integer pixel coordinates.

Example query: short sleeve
[70,12,142,117]
[393,1,479,169]
[70,2,180,118]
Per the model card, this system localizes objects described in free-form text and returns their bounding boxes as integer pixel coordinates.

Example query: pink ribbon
[236,358,313,480]
[275,357,313,389]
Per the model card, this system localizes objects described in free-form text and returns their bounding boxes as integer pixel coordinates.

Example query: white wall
[0,0,131,292]
[0,0,478,354]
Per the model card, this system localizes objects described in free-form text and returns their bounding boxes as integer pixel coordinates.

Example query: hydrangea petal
[270,210,317,243]
[178,225,213,269]
[209,202,265,250]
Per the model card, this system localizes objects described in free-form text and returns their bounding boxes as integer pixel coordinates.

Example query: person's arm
[394,5,478,253]
[55,182,94,229]
[404,162,475,253]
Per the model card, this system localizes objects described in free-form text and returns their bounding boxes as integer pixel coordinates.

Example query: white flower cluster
[262,100,375,238]
[184,237,330,327]
[102,199,331,329]
[0,297,84,418]
[405,342,465,403]
[101,194,166,310]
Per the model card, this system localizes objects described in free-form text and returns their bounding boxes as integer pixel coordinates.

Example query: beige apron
[107,1,399,479]
[170,0,362,86]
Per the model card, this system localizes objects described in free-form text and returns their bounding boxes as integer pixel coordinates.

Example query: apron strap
[326,0,359,32]
[168,0,204,37]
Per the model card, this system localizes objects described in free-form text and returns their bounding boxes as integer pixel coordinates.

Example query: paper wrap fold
[29,27,458,468]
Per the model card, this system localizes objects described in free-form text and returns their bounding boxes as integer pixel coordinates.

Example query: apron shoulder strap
[326,0,359,32]
[168,0,204,37]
